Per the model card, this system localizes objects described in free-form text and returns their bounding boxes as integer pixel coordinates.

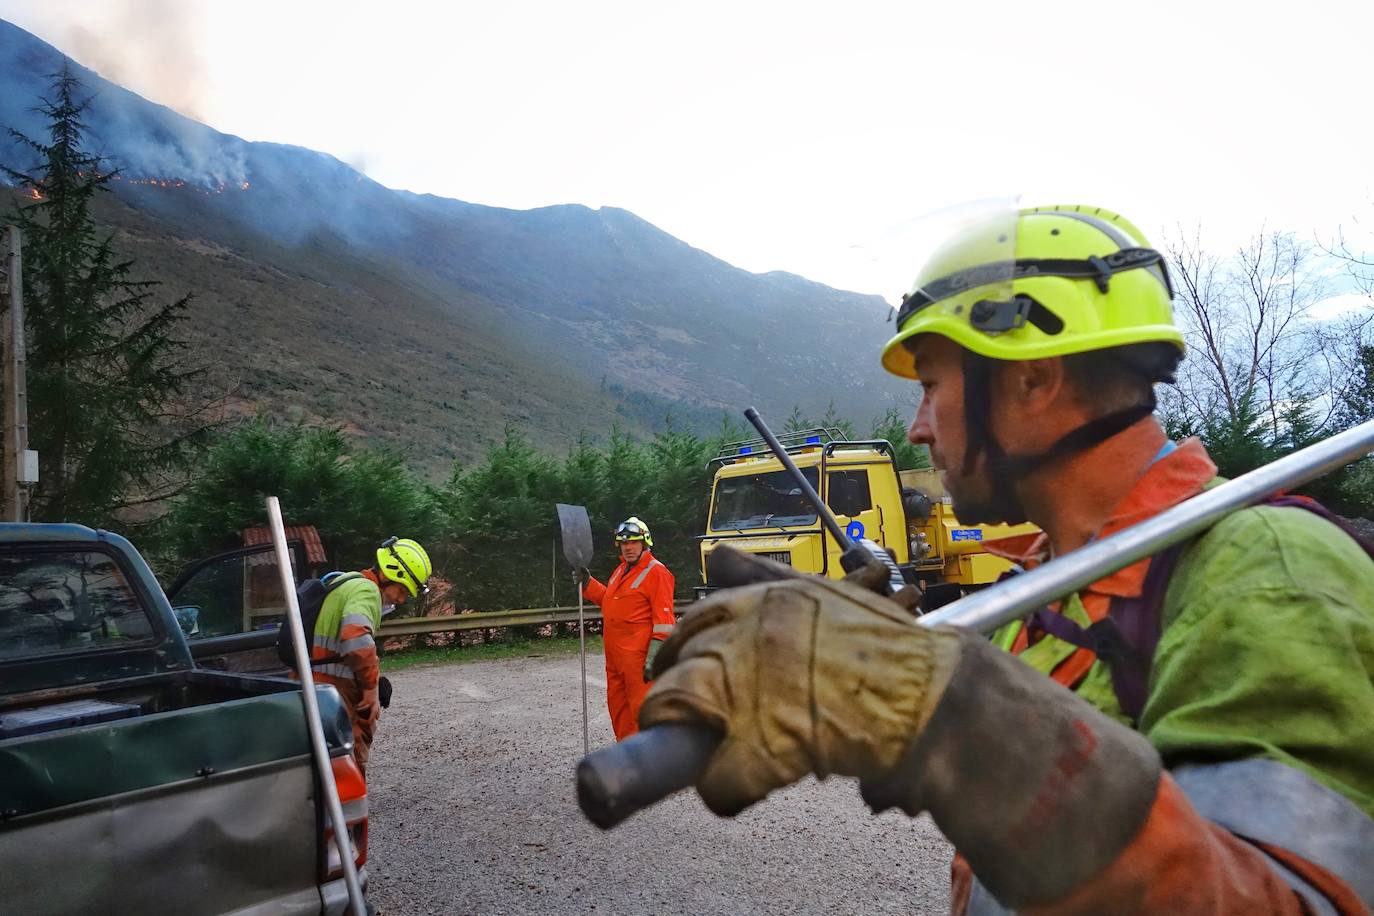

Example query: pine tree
[818,398,858,439]
[4,66,210,523]
[1336,345,1374,430]
[870,406,930,471]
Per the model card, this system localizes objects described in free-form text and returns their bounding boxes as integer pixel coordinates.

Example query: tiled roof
[241,525,328,565]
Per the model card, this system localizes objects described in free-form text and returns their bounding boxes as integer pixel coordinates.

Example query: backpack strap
[1262,495,1374,561]
[1021,542,1187,723]
[1090,542,1190,723]
[1032,493,1374,725]
[305,572,365,667]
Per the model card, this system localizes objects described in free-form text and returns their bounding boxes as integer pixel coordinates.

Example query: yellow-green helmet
[376,537,432,598]
[880,204,1185,380]
[614,517,652,549]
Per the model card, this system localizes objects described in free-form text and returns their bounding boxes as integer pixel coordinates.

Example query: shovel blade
[556,503,594,567]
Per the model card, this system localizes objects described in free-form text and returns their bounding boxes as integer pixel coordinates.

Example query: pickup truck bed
[0,524,367,915]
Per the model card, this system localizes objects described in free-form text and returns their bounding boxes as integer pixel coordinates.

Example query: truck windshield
[710,467,820,531]
[0,547,154,661]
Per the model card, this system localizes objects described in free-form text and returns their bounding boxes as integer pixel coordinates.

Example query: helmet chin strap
[960,351,1157,525]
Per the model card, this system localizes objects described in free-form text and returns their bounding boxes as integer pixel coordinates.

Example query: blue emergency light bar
[805,436,821,444]
[738,446,752,455]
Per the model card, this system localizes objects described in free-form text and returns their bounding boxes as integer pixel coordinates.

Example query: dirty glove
[643,572,1162,909]
[643,638,663,682]
[572,566,590,588]
[378,675,393,710]
[641,572,961,816]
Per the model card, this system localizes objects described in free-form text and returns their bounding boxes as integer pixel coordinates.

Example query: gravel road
[366,650,953,915]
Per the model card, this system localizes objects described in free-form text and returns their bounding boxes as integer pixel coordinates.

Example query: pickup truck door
[166,540,308,674]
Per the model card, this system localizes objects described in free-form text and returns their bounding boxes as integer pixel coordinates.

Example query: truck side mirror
[902,488,934,523]
[172,605,201,638]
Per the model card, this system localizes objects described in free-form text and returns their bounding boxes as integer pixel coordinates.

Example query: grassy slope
[3,186,665,473]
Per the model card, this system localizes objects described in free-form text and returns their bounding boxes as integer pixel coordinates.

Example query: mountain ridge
[0,18,908,471]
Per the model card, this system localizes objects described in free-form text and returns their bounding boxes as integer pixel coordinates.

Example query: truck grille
[758,551,792,565]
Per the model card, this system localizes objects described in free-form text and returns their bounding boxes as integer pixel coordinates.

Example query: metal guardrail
[383,605,605,636]
[189,601,694,658]
[381,600,693,637]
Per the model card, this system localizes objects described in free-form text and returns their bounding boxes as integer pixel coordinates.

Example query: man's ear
[998,357,1066,416]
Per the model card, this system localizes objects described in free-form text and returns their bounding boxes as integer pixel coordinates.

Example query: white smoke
[60,0,210,122]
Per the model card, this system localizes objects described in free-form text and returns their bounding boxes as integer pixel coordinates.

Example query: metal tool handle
[578,593,590,756]
[744,406,852,548]
[575,418,1374,830]
[267,497,366,915]
[577,724,722,829]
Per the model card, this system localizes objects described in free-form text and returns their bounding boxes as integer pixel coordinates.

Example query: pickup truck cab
[0,523,369,914]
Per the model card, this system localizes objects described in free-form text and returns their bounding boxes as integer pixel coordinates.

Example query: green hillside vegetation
[2,185,682,473]
[152,407,931,608]
[2,176,896,475]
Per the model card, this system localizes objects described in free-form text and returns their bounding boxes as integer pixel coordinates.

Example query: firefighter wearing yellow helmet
[581,516,676,740]
[376,536,433,599]
[641,204,1374,913]
[309,535,432,772]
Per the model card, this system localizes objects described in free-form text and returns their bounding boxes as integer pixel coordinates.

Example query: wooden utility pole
[2,225,33,522]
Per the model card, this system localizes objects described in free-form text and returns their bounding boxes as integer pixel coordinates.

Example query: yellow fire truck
[697,428,1038,607]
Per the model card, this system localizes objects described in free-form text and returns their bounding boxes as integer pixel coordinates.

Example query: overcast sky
[2,0,1371,302]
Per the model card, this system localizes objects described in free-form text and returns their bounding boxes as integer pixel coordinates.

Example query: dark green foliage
[870,406,931,471]
[4,67,209,523]
[435,407,924,610]
[1165,390,1278,480]
[1336,345,1374,430]
[1334,458,1374,519]
[819,400,858,439]
[159,420,440,572]
[1163,385,1374,518]
[437,426,564,611]
[437,423,716,610]
[782,405,809,433]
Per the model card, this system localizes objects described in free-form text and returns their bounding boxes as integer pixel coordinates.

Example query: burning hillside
[12,173,250,202]
[117,174,251,193]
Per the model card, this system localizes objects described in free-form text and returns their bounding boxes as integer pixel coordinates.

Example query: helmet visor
[614,521,647,542]
[877,196,1020,379]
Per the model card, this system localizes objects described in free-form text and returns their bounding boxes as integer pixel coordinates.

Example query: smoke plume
[61,0,210,122]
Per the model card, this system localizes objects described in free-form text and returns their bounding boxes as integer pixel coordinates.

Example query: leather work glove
[642,559,1163,909]
[641,570,961,816]
[643,638,663,682]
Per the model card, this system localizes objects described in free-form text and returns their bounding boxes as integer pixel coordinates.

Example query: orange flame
[115,175,251,194]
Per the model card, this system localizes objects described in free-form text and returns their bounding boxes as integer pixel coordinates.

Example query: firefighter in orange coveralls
[580,517,676,741]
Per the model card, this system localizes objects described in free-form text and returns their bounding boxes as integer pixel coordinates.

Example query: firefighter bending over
[311,537,432,773]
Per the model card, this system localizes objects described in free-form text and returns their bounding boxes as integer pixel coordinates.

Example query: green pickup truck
[0,523,370,914]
